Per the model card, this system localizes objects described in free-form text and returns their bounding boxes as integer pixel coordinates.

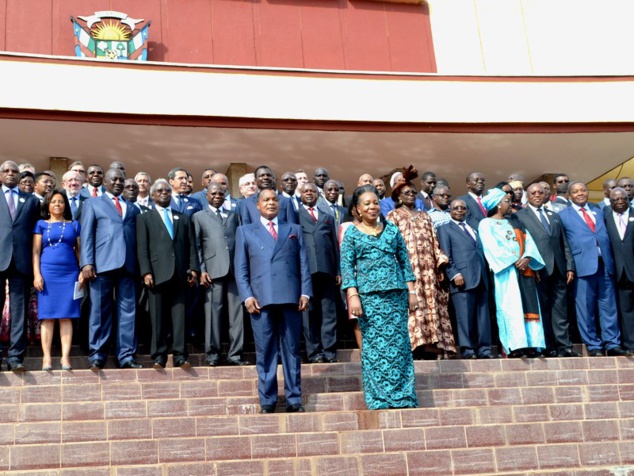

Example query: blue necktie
[70,197,78,219]
[537,208,551,234]
[459,222,475,243]
[163,208,174,239]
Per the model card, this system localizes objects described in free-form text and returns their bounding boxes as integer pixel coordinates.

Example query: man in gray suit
[193,182,249,366]
[515,183,579,357]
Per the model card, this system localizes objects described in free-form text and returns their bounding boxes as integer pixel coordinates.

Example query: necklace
[46,220,66,248]
[359,221,381,236]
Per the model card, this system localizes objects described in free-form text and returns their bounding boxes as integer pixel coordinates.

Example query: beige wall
[429,0,634,75]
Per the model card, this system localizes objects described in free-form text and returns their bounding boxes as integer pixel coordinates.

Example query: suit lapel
[273,223,291,257]
[451,221,476,247]
[253,222,276,249]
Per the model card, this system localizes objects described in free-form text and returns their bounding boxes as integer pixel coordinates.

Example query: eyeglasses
[401,190,417,196]
[451,206,467,210]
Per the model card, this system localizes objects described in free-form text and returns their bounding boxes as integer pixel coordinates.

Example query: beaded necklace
[46,220,66,248]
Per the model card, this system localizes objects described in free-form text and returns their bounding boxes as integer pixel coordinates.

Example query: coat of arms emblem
[70,11,151,61]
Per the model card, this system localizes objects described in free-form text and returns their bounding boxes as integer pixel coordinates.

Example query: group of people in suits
[5,157,634,414]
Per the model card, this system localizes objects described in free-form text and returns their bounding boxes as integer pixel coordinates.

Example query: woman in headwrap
[478,188,546,358]
[387,166,456,358]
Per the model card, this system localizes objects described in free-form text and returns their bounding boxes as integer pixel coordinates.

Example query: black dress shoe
[477,353,497,359]
[207,360,219,367]
[462,354,477,360]
[7,362,26,372]
[310,356,326,364]
[153,359,166,369]
[174,359,191,369]
[543,349,559,358]
[226,359,251,366]
[286,404,305,413]
[120,360,142,369]
[324,356,339,363]
[260,405,276,414]
[607,346,633,356]
[90,359,105,371]
[588,349,604,357]
[558,349,582,358]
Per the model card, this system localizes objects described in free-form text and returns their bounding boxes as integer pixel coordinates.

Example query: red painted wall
[0,0,436,72]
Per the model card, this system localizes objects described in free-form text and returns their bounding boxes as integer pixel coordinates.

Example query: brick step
[1,439,634,475]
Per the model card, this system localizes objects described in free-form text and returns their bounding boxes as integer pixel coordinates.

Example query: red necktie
[308,207,317,222]
[476,196,486,216]
[92,187,98,197]
[268,221,277,240]
[580,207,595,233]
[113,196,123,216]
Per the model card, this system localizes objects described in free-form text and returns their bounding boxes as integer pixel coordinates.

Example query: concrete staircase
[2,350,634,475]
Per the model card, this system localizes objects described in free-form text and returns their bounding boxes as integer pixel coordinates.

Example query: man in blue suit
[437,199,493,359]
[81,168,142,369]
[558,181,630,356]
[237,165,298,224]
[235,189,312,413]
[0,161,41,371]
[168,167,203,216]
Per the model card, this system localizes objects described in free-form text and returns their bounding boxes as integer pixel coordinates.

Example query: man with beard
[169,167,202,216]
[235,189,312,413]
[456,172,487,224]
[373,179,386,200]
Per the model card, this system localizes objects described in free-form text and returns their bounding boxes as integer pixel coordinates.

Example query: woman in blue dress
[478,188,546,358]
[340,185,419,410]
[33,190,83,371]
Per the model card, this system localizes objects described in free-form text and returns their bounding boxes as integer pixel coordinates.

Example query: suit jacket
[136,208,199,286]
[80,194,140,274]
[237,193,298,225]
[235,221,312,307]
[297,207,340,276]
[456,194,486,224]
[437,221,488,294]
[192,207,239,280]
[0,189,40,275]
[515,206,575,277]
[558,205,615,277]
[323,202,349,228]
[170,195,202,216]
[605,210,634,282]
[62,191,87,221]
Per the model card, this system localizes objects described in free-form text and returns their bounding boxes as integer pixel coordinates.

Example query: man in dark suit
[0,160,41,371]
[416,171,437,211]
[558,181,630,356]
[456,172,487,224]
[61,170,86,220]
[168,167,203,216]
[298,183,340,363]
[137,179,199,369]
[237,165,298,224]
[598,179,617,210]
[235,189,312,413]
[322,179,348,228]
[80,168,142,369]
[604,187,634,352]
[437,199,493,359]
[80,164,106,199]
[193,182,249,366]
[515,183,580,357]
[280,171,300,211]
[551,173,570,213]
